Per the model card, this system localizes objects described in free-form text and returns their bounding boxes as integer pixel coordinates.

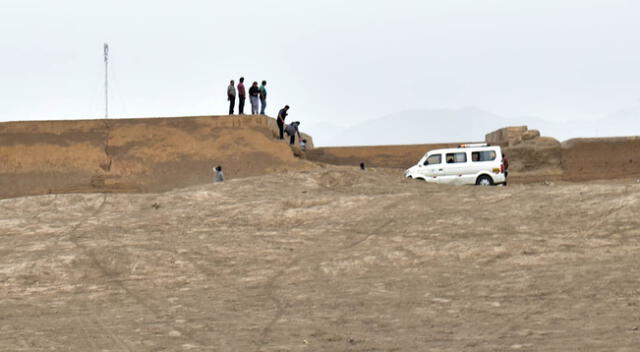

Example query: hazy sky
[1,0,639,132]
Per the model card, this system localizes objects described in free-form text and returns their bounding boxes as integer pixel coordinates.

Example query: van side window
[446,152,467,163]
[471,150,497,162]
[424,154,441,165]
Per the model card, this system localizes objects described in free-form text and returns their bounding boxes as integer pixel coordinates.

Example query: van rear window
[471,150,497,162]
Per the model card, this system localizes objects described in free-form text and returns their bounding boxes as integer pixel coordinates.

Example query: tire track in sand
[255,200,402,350]
[63,194,211,351]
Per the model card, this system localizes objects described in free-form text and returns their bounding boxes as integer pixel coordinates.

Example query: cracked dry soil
[1,167,640,351]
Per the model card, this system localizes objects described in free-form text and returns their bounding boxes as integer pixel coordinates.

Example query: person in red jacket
[237,77,246,114]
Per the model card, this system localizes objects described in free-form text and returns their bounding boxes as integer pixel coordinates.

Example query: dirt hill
[0,115,315,199]
[3,118,640,200]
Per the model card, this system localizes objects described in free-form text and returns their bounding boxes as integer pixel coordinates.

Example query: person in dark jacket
[237,77,246,114]
[277,106,289,139]
[503,153,509,186]
[249,82,260,114]
[285,121,301,145]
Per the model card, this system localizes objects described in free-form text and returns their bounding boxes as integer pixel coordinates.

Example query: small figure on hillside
[214,166,224,183]
[360,162,366,170]
[259,80,267,114]
[503,153,509,186]
[285,121,301,145]
[227,80,236,115]
[237,77,246,114]
[300,139,307,151]
[277,105,289,139]
[249,82,260,114]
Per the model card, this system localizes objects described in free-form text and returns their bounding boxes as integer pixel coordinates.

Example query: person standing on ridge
[237,77,246,114]
[249,81,260,114]
[227,80,236,115]
[259,80,267,114]
[277,105,289,139]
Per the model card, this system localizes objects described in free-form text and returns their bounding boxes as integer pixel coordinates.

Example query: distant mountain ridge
[321,107,640,147]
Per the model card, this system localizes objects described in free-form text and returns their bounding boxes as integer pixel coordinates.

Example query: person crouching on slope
[285,121,301,145]
[213,166,224,183]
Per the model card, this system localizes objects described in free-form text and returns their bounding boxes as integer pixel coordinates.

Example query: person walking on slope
[285,121,301,145]
[277,105,289,139]
[237,77,246,114]
[259,80,267,114]
[227,80,236,115]
[249,81,260,114]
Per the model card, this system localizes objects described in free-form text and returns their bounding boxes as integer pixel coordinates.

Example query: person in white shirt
[227,81,236,115]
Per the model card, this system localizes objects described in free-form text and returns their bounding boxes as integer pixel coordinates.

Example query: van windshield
[424,154,442,165]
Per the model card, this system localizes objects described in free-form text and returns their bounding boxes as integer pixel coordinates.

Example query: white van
[404,144,506,186]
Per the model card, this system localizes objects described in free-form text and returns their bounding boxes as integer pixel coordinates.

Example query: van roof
[458,143,489,148]
[426,145,502,155]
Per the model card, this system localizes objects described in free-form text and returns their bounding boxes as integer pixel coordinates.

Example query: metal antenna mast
[104,43,109,118]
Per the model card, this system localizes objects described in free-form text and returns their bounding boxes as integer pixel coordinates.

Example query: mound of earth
[306,142,478,169]
[503,136,564,183]
[1,167,639,351]
[310,128,640,183]
[561,136,640,181]
[0,115,315,199]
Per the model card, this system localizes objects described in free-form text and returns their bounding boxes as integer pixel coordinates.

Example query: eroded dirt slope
[561,137,640,181]
[1,167,639,351]
[306,143,474,169]
[0,115,315,199]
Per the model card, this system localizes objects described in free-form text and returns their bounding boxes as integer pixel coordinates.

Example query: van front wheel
[476,175,493,186]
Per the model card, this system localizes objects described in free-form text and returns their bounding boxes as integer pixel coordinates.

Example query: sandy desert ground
[1,167,640,351]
